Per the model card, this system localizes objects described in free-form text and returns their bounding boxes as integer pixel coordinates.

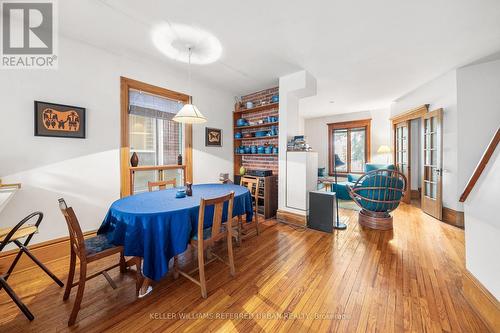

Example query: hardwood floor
[0,204,491,332]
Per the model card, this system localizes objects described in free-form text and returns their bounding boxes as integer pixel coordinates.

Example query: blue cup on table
[175,189,186,198]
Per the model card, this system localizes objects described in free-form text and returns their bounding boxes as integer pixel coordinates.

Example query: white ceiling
[59,0,500,118]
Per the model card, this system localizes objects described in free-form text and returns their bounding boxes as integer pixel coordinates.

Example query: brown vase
[130,152,139,167]
[186,182,193,196]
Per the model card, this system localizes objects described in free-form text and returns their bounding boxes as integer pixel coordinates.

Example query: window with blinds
[128,89,184,192]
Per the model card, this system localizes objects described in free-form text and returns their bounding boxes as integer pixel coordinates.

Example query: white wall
[304,108,392,174]
[391,71,459,210]
[458,58,500,300]
[0,36,234,245]
[278,71,317,214]
[457,59,500,197]
[464,148,500,300]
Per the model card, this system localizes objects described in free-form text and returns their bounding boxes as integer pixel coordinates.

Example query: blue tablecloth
[98,184,253,281]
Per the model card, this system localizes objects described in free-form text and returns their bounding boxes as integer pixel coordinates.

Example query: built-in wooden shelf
[233,102,279,115]
[234,135,278,141]
[234,122,279,130]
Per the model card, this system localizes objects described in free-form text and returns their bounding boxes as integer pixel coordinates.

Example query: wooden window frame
[120,77,193,197]
[328,119,371,176]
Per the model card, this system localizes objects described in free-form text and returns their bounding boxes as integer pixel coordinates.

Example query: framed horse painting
[34,101,86,138]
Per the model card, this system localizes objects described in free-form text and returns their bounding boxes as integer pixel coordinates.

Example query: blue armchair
[347,169,407,230]
[332,163,395,200]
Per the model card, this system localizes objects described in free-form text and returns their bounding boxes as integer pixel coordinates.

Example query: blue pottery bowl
[257,146,265,154]
[271,95,279,103]
[265,146,273,154]
[272,147,279,154]
[238,147,245,154]
[255,131,267,137]
[235,132,242,139]
[176,189,186,198]
[244,146,251,154]
[236,118,247,127]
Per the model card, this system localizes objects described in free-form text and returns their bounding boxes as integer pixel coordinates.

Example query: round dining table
[98,183,253,281]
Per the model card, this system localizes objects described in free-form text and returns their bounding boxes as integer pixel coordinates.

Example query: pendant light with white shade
[173,47,207,124]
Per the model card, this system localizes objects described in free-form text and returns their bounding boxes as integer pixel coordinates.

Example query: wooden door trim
[391,104,429,124]
[120,77,193,197]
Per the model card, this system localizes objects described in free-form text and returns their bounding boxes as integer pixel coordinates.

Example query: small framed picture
[34,101,86,138]
[205,127,222,147]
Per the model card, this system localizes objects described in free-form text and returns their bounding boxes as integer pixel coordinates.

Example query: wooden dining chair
[148,178,176,192]
[240,177,260,237]
[58,198,143,326]
[173,191,235,298]
[0,212,64,321]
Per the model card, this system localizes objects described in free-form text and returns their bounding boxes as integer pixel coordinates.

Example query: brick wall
[237,87,279,175]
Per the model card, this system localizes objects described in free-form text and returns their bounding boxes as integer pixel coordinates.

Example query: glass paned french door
[421,109,443,220]
[394,121,411,203]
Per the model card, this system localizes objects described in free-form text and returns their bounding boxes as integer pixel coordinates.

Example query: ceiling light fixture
[152,23,222,64]
[173,47,207,124]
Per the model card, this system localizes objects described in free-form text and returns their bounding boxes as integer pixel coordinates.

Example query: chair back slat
[58,198,86,258]
[211,202,224,239]
[148,179,176,192]
[240,177,259,199]
[197,191,234,244]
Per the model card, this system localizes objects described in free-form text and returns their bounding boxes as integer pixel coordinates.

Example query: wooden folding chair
[147,178,176,192]
[58,198,143,326]
[173,191,236,298]
[239,177,260,237]
[0,212,64,321]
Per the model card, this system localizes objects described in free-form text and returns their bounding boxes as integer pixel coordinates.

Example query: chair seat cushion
[357,174,404,212]
[84,234,117,256]
[192,227,212,241]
